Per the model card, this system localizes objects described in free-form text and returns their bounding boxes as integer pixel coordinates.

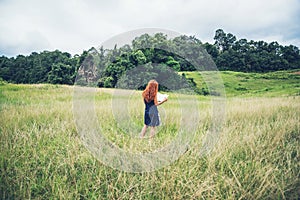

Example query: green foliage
[0,77,7,85]
[103,76,114,88]
[132,50,147,65]
[166,56,180,71]
[212,29,300,72]
[116,63,191,91]
[0,50,80,84]
[48,63,75,84]
[95,34,210,89]
[0,29,299,86]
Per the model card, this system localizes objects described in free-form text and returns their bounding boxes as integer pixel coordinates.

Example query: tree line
[0,29,299,86]
[0,50,82,85]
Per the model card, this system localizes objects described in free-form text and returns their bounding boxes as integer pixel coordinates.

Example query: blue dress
[144,99,160,126]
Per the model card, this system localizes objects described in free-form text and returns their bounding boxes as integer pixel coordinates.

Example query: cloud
[0,0,299,57]
[0,30,50,56]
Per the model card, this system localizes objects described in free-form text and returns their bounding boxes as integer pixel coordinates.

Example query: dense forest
[0,29,299,87]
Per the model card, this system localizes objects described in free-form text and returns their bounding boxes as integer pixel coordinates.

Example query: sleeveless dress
[144,99,160,126]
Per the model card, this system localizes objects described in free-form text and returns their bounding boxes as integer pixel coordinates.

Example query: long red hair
[142,80,158,105]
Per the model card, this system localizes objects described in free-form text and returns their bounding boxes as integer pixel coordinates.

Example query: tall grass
[0,84,299,199]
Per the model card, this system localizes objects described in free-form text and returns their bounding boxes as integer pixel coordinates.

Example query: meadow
[0,70,299,199]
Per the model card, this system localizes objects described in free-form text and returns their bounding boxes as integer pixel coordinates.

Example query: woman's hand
[156,97,168,106]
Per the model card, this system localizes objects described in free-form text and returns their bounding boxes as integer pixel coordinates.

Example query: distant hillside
[181,70,300,97]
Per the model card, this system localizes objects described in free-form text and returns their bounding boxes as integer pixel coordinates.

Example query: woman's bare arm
[156,97,168,106]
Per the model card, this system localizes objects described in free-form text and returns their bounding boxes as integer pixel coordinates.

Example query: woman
[140,80,168,138]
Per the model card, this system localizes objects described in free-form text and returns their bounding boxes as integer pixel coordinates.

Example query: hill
[181,69,300,97]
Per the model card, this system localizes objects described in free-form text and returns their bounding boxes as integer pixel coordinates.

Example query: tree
[166,56,180,71]
[131,50,147,65]
[281,45,300,69]
[116,63,190,91]
[0,56,14,82]
[1,29,299,85]
[204,42,219,59]
[214,29,236,52]
[48,63,75,84]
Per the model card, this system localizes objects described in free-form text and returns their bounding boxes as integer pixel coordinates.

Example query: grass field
[182,69,300,97]
[0,70,299,199]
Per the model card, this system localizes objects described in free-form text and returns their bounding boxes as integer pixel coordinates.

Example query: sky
[0,0,300,57]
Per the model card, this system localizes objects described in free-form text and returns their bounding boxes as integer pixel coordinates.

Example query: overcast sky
[1,0,299,57]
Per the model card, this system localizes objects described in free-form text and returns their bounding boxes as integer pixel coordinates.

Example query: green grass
[182,69,300,97]
[0,75,299,199]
